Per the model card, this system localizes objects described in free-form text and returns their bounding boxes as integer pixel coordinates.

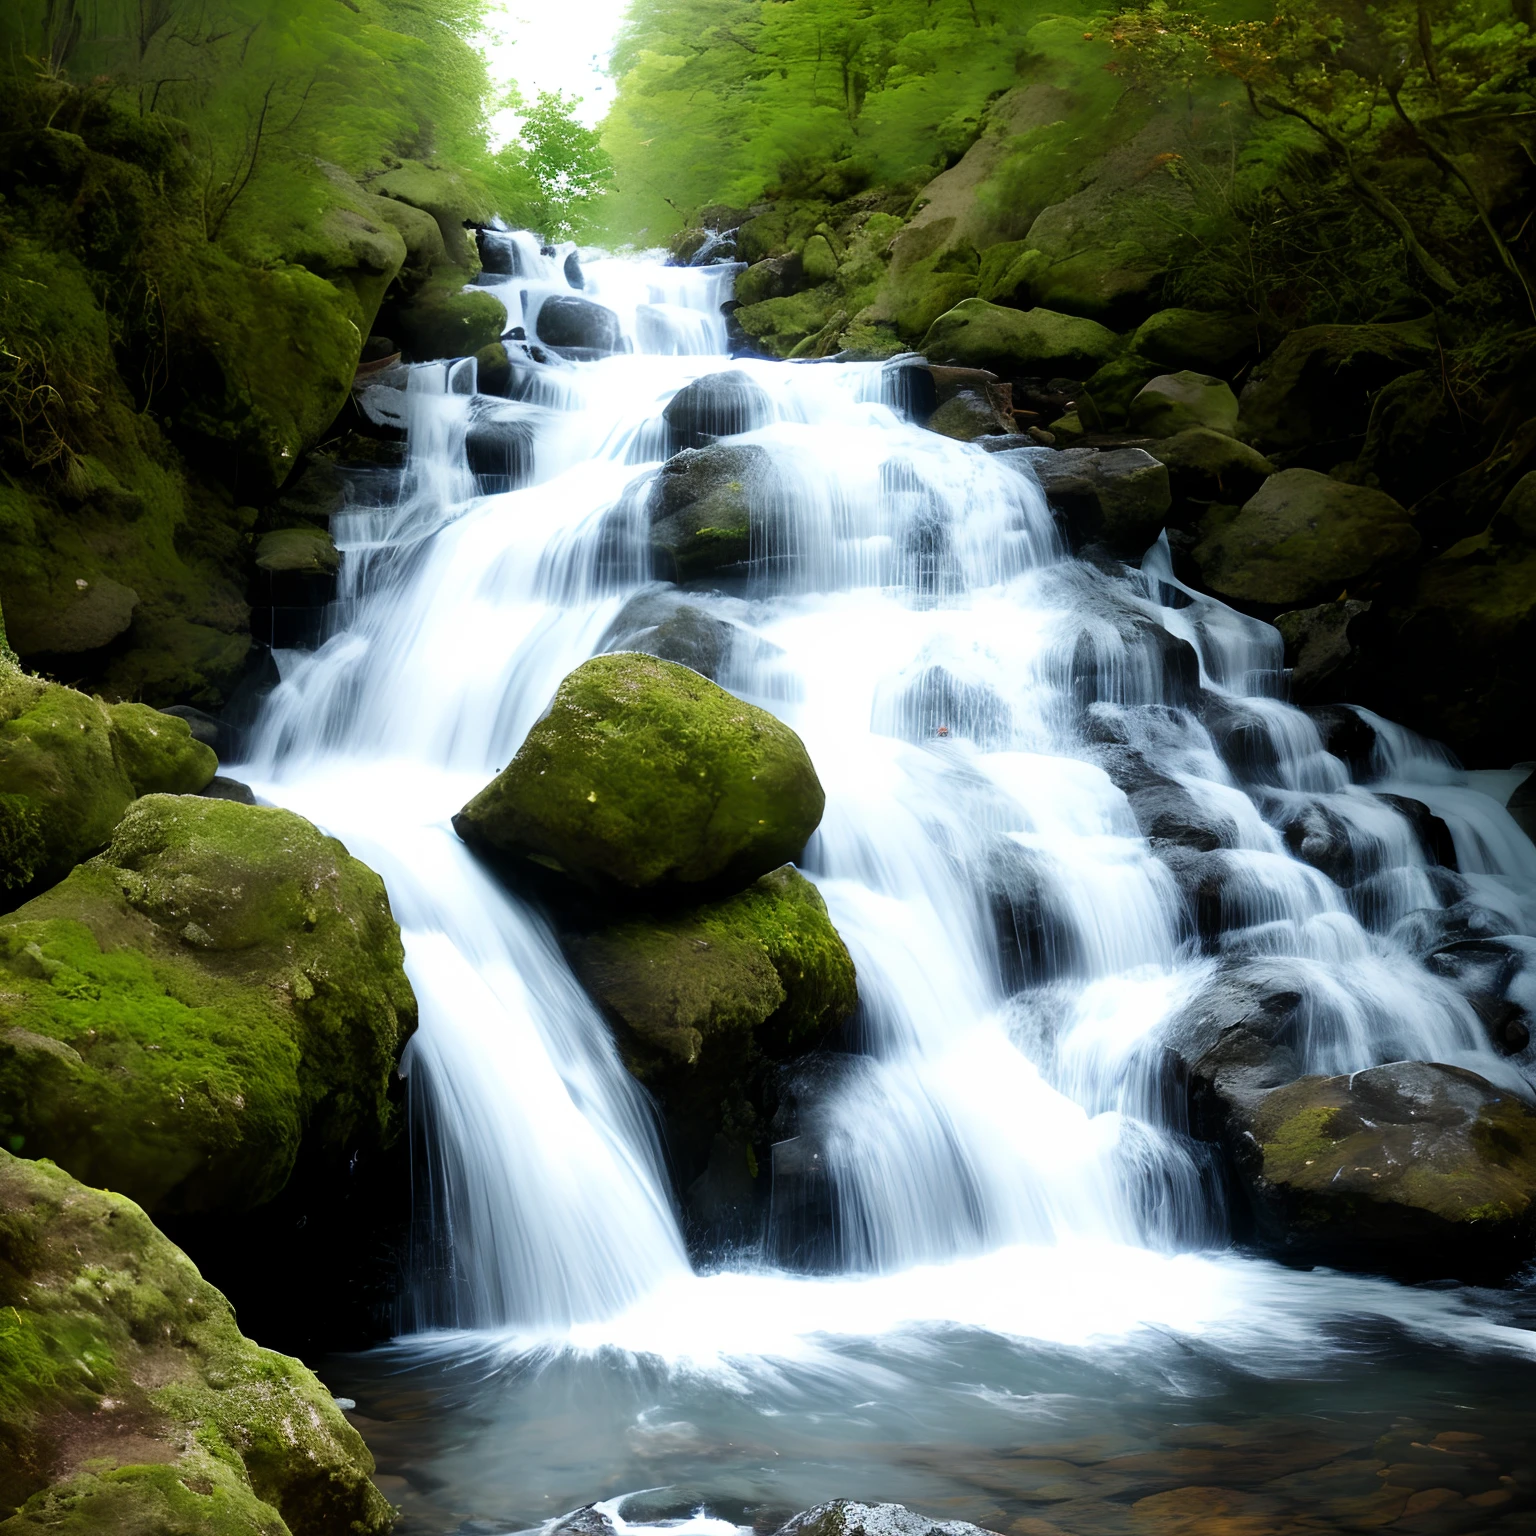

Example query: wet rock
[477,228,520,275]
[1130,309,1260,377]
[918,300,1123,379]
[198,775,258,805]
[1009,445,1172,558]
[1276,600,1373,701]
[602,588,740,681]
[454,653,825,904]
[158,704,225,754]
[1072,624,1201,711]
[1201,697,1282,787]
[256,526,341,576]
[475,340,512,396]
[1274,798,1359,885]
[1148,427,1273,517]
[664,369,774,450]
[1223,1062,1536,1280]
[564,250,586,290]
[0,1150,393,1536]
[0,795,416,1216]
[775,1500,1002,1536]
[535,294,622,356]
[876,664,1016,748]
[734,253,805,308]
[927,388,1015,441]
[465,410,538,492]
[1424,937,1535,1055]
[1377,793,1458,871]
[1097,743,1237,853]
[646,442,778,583]
[1236,319,1438,457]
[570,865,857,1196]
[1128,371,1240,438]
[1190,469,1420,611]
[1302,704,1378,779]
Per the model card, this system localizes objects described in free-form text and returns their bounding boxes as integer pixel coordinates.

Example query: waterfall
[240,241,1536,1346]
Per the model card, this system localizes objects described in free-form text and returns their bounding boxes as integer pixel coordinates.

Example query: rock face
[663,370,774,450]
[535,294,623,355]
[1221,1063,1536,1280]
[775,1502,1000,1536]
[1127,371,1240,437]
[646,443,778,583]
[570,865,857,1184]
[454,653,825,903]
[1004,446,1172,558]
[918,300,1122,378]
[1190,469,1419,610]
[0,1149,392,1536]
[0,795,416,1216]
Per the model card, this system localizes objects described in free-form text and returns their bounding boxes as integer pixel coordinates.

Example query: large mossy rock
[0,796,416,1216]
[392,269,506,362]
[1236,319,1438,455]
[919,300,1122,378]
[1147,429,1274,511]
[105,703,219,798]
[1127,372,1239,438]
[646,443,778,584]
[1190,468,1419,610]
[0,1150,392,1536]
[1130,309,1259,377]
[1224,1063,1536,1281]
[454,654,825,903]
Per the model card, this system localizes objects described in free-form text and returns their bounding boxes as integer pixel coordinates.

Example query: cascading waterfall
[241,237,1536,1349]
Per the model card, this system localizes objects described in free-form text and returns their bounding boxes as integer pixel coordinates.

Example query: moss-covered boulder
[927,390,1015,441]
[392,269,506,362]
[734,286,842,359]
[455,654,825,903]
[0,796,416,1216]
[1147,429,1274,512]
[1,676,134,899]
[1236,320,1439,455]
[918,300,1122,379]
[1079,352,1160,426]
[570,864,857,1195]
[0,1150,392,1536]
[1226,1063,1536,1281]
[1130,309,1259,377]
[1190,469,1419,611]
[1128,372,1240,438]
[646,444,778,584]
[105,704,219,798]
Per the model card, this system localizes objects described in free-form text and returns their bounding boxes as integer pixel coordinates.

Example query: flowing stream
[239,240,1536,1533]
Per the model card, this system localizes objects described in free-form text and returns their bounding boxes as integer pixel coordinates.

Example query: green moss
[1127,372,1240,438]
[106,705,218,797]
[455,653,825,901]
[0,1150,391,1535]
[0,796,416,1215]
[734,287,842,359]
[392,269,506,362]
[0,677,134,896]
[1131,309,1260,377]
[918,300,1122,378]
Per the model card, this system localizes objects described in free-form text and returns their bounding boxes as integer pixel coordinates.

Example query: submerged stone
[454,653,825,902]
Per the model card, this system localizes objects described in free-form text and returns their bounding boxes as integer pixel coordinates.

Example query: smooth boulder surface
[1004,445,1172,557]
[254,527,341,576]
[647,443,778,583]
[535,294,623,355]
[454,653,825,902]
[105,702,219,797]
[1130,309,1258,376]
[1190,469,1419,610]
[918,300,1122,379]
[0,795,417,1216]
[1275,599,1374,700]
[1148,428,1274,511]
[0,1150,392,1536]
[927,388,1015,441]
[664,369,774,450]
[601,588,745,682]
[1128,371,1240,438]
[1225,1063,1536,1280]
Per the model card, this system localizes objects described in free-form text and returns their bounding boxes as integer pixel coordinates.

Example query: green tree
[499,90,615,241]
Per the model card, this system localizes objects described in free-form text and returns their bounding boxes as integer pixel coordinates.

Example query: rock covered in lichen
[0,795,416,1216]
[454,653,825,902]
[106,703,220,797]
[774,1501,1000,1536]
[0,1149,393,1536]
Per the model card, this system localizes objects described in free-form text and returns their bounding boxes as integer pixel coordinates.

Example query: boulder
[775,1502,1000,1536]
[646,443,778,583]
[535,294,622,356]
[1004,445,1172,558]
[1190,469,1419,610]
[1148,428,1273,513]
[0,1150,392,1536]
[1128,371,1240,438]
[1,675,135,899]
[1236,319,1438,455]
[1222,1063,1536,1281]
[104,703,218,797]
[1424,938,1535,1056]
[927,389,1015,441]
[918,300,1123,379]
[733,287,842,358]
[475,340,513,396]
[254,527,340,576]
[570,865,857,1189]
[158,704,225,754]
[393,268,506,361]
[733,254,804,308]
[663,370,774,451]
[465,411,538,492]
[0,795,416,1216]
[1130,309,1259,377]
[601,589,742,682]
[1275,600,1373,701]
[1080,352,1160,425]
[453,653,825,903]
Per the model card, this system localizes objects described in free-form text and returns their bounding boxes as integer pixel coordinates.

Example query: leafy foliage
[495,90,615,241]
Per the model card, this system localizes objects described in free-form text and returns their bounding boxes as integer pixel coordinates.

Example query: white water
[241,242,1536,1369]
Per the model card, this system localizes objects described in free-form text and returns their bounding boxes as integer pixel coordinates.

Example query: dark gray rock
[535,295,622,356]
[664,369,774,451]
[775,1500,1001,1536]
[647,443,779,583]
